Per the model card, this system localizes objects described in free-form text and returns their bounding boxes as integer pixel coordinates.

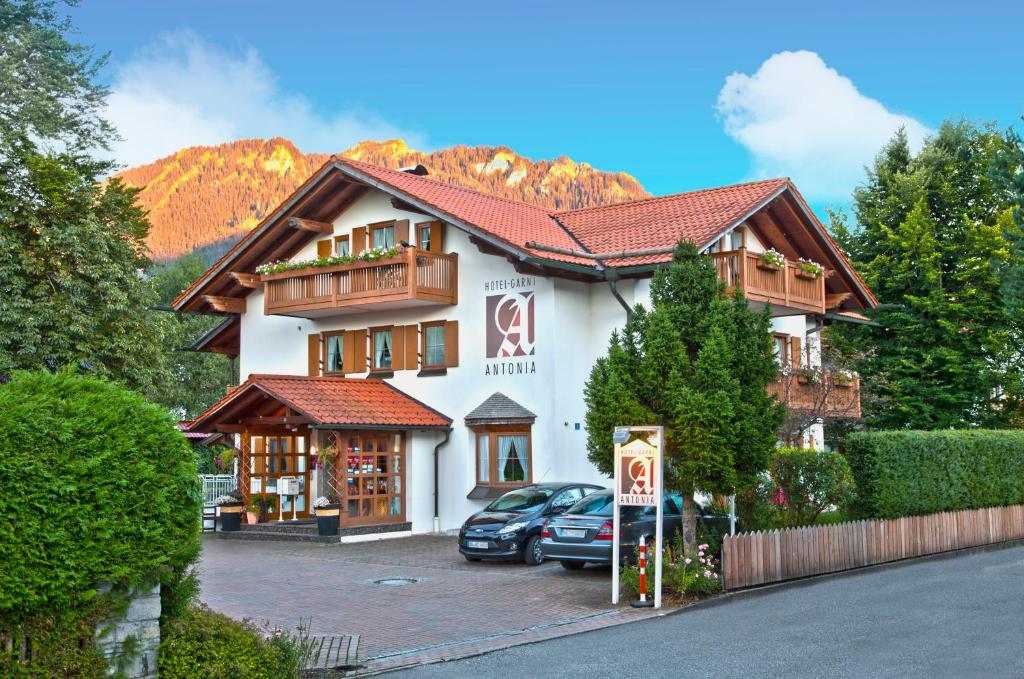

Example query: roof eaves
[172,161,342,312]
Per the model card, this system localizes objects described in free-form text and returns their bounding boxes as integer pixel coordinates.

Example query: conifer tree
[584,241,783,553]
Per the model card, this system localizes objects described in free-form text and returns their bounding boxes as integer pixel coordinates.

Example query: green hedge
[842,430,1024,519]
[159,606,305,679]
[0,370,202,672]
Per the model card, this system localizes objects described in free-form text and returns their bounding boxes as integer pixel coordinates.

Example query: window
[730,228,744,250]
[485,487,552,512]
[371,327,393,371]
[550,487,584,512]
[418,224,431,251]
[473,425,532,487]
[773,333,789,369]
[571,492,614,516]
[371,222,395,249]
[334,235,350,257]
[323,332,344,374]
[422,322,445,367]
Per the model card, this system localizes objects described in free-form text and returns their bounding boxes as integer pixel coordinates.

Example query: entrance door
[248,434,310,518]
[341,432,406,525]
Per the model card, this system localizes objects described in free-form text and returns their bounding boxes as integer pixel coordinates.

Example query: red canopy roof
[188,374,452,432]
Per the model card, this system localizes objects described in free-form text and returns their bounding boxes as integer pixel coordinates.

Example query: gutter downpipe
[433,427,452,533]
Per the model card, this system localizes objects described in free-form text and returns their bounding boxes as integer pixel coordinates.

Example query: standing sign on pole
[610,426,664,609]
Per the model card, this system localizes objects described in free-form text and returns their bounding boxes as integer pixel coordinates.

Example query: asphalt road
[385,544,1024,678]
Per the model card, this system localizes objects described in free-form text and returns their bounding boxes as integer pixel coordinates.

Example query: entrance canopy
[188,374,452,433]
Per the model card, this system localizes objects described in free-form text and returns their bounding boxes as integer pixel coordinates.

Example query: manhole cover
[372,577,422,586]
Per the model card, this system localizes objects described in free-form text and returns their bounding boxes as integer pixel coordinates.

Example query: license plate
[465,540,489,550]
[560,528,586,538]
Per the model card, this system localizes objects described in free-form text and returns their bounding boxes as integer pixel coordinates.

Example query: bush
[0,370,202,670]
[159,606,306,679]
[770,447,856,526]
[842,430,1024,519]
[620,531,721,600]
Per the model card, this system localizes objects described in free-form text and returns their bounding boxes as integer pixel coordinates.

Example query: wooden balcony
[768,373,861,419]
[709,249,825,314]
[260,249,458,318]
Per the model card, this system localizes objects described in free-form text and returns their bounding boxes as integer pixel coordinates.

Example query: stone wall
[95,583,161,678]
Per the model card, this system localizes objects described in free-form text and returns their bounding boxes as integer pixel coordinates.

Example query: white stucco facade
[229,188,825,533]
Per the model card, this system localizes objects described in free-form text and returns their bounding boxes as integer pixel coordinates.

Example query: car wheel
[464,554,481,562]
[523,535,544,565]
[560,560,585,571]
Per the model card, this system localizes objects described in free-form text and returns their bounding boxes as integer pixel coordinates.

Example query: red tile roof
[556,178,789,266]
[188,375,452,432]
[332,156,593,265]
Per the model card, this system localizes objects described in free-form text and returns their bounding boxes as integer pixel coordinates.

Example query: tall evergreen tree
[830,122,1023,428]
[584,241,783,552]
[0,0,170,392]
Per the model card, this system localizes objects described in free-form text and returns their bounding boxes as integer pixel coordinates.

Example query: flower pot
[219,504,243,531]
[246,511,259,524]
[756,262,783,272]
[315,504,341,536]
[795,270,821,280]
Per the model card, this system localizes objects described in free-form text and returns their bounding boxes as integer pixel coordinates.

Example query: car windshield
[567,492,614,516]
[486,488,553,512]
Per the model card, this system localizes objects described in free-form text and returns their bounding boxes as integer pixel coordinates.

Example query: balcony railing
[261,249,458,317]
[709,249,825,314]
[768,372,861,419]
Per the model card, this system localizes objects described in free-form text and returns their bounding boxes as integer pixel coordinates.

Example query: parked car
[459,483,604,565]
[539,489,735,570]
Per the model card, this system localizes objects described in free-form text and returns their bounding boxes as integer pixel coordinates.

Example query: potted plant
[758,249,786,271]
[795,258,824,279]
[313,492,342,536]
[833,370,856,388]
[216,490,244,532]
[245,495,275,524]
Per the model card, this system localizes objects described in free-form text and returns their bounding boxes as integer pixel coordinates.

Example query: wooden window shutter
[790,336,803,369]
[342,331,356,374]
[429,221,443,252]
[394,219,410,246]
[316,239,332,258]
[444,320,459,367]
[404,324,419,369]
[347,329,368,372]
[391,326,405,371]
[352,227,367,254]
[307,333,321,375]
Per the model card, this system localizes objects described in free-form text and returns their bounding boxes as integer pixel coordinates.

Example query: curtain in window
[374,330,392,369]
[327,335,343,372]
[419,226,431,250]
[477,435,489,483]
[374,226,395,248]
[498,435,528,482]
[424,325,445,366]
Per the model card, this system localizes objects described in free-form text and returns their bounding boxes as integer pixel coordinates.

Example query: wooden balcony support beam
[390,197,433,216]
[229,272,262,289]
[204,295,246,314]
[287,217,334,234]
[826,292,852,309]
[236,415,315,427]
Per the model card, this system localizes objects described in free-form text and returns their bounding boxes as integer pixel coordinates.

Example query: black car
[539,489,735,570]
[459,483,604,565]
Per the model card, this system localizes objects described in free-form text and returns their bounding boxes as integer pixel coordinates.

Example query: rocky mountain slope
[115,138,649,261]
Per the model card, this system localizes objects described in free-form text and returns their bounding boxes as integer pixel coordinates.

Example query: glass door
[342,432,405,525]
[247,434,309,518]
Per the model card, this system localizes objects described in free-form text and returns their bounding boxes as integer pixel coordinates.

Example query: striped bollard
[631,535,654,608]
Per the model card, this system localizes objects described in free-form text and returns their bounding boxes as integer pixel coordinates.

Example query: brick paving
[197,534,666,672]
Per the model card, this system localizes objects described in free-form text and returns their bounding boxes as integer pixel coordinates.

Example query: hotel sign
[483,276,537,376]
[611,425,664,608]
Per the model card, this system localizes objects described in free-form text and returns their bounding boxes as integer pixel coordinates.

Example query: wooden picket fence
[722,504,1024,590]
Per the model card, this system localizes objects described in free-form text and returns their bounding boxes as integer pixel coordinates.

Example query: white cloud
[105,31,423,168]
[716,50,931,201]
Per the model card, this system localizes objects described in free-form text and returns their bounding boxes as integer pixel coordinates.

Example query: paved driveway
[197,534,652,665]
[388,544,1024,678]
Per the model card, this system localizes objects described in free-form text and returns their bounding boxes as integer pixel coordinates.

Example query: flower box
[795,270,821,280]
[757,262,783,272]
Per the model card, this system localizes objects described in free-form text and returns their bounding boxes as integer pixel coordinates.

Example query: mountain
[115,138,650,261]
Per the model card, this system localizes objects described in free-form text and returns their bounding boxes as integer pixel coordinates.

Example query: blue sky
[71,0,1024,218]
